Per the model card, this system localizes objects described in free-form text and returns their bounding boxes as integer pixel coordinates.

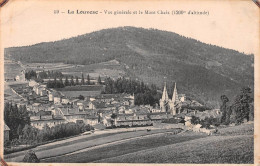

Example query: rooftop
[4,123,10,131]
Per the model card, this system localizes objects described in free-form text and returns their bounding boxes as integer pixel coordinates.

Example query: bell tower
[160,82,169,112]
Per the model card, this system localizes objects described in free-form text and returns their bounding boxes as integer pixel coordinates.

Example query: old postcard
[0,0,259,165]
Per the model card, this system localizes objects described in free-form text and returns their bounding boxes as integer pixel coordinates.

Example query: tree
[78,95,85,100]
[87,74,91,85]
[249,102,254,121]
[64,76,69,86]
[4,103,30,140]
[23,150,40,163]
[98,75,102,85]
[59,77,64,88]
[21,125,38,144]
[17,124,23,138]
[201,117,211,129]
[38,71,47,79]
[191,116,200,125]
[220,95,229,124]
[110,113,117,127]
[102,77,159,106]
[25,70,37,80]
[232,87,253,124]
[70,76,75,86]
[81,73,85,85]
[75,76,79,85]
[53,76,57,88]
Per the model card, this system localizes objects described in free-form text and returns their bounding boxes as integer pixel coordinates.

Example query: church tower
[160,82,169,112]
[160,82,181,115]
[172,83,179,104]
[169,83,179,115]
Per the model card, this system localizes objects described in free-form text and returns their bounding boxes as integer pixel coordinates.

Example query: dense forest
[4,103,30,141]
[6,27,254,108]
[46,74,95,88]
[102,77,160,106]
[25,70,101,88]
[4,102,93,150]
[190,87,254,128]
[25,70,63,83]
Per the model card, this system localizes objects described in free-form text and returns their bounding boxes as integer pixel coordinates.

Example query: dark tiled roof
[36,110,52,116]
[31,118,66,122]
[117,119,151,123]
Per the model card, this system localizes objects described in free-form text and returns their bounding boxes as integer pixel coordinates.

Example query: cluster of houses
[5,73,221,139]
[9,79,191,130]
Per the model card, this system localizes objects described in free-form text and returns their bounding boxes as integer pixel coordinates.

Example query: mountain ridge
[5,26,254,108]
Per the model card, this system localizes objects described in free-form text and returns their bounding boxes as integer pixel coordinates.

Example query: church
[160,83,182,115]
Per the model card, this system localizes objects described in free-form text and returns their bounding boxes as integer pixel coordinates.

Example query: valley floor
[5,123,254,164]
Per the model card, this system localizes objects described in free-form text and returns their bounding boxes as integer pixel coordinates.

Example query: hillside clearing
[42,131,207,163]
[43,124,254,163]
[5,128,177,162]
[96,135,253,164]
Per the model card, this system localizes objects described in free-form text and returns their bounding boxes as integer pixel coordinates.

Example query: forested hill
[5,27,254,108]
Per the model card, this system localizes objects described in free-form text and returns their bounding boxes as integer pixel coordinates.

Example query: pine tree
[53,76,57,88]
[4,103,30,140]
[220,95,229,124]
[65,76,69,86]
[70,76,74,86]
[75,76,79,85]
[81,73,85,85]
[87,74,91,85]
[98,75,102,85]
[59,77,64,88]
[232,87,253,124]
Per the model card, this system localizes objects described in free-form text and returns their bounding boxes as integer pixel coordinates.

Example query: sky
[0,0,259,55]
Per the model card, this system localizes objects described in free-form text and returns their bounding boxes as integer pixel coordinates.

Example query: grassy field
[42,131,207,163]
[61,91,102,98]
[4,83,25,102]
[42,123,254,164]
[5,131,133,159]
[95,123,254,164]
[217,122,254,136]
[4,63,24,79]
[57,60,126,79]
[5,128,177,162]
[97,135,253,164]
[55,85,103,91]
[23,62,77,71]
[55,85,103,97]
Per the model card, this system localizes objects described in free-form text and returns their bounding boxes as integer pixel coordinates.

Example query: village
[4,66,222,145]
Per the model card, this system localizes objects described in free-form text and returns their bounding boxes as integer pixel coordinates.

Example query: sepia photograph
[0,0,259,165]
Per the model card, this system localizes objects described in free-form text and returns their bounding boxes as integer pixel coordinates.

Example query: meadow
[61,91,101,98]
[96,123,254,164]
[42,123,254,163]
[5,128,177,162]
[43,131,206,163]
[4,63,23,79]
[22,62,77,71]
[98,134,253,163]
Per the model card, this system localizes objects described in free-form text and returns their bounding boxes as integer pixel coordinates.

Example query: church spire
[161,82,169,101]
[172,83,179,103]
